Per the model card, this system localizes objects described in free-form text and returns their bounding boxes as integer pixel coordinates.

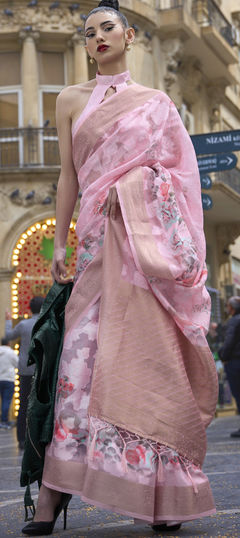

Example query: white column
[20,30,40,127]
[72,33,89,84]
[152,33,165,90]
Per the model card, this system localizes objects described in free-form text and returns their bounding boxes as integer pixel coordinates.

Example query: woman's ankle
[34,485,61,522]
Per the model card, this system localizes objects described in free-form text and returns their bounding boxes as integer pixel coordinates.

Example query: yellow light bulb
[11,284,17,289]
[13,278,19,284]
[15,380,20,386]
[12,255,18,260]
[15,386,20,392]
[12,291,18,296]
[27,230,32,236]
[31,226,36,232]
[14,412,18,417]
[46,219,51,226]
[16,272,22,277]
[13,308,19,313]
[17,243,22,249]
[24,314,29,318]
[14,249,19,255]
[42,224,47,230]
[12,303,18,308]
[22,233,27,239]
[36,223,41,229]
[15,405,20,411]
[52,219,56,225]
[13,261,19,266]
[13,315,18,319]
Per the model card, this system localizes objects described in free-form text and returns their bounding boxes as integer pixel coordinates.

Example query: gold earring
[126,44,131,51]
[89,57,94,64]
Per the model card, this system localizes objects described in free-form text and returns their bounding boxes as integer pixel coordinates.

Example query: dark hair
[1,337,9,346]
[229,296,240,314]
[85,0,129,29]
[30,296,44,314]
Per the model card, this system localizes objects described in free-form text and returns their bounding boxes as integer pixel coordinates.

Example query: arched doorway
[11,217,77,318]
[10,217,78,419]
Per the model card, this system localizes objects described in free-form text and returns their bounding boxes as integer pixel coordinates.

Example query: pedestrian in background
[5,296,44,449]
[0,337,18,429]
[219,296,240,437]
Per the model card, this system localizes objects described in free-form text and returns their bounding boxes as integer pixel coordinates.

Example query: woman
[22,0,218,534]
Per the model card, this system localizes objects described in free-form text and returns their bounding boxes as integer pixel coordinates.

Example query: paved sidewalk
[0,415,240,537]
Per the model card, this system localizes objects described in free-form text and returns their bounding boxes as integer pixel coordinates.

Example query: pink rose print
[126,448,140,465]
[160,182,170,201]
[57,376,75,402]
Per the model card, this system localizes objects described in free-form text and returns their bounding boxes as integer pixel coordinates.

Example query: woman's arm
[52,89,79,283]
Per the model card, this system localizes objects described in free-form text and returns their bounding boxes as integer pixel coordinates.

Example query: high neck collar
[96,70,131,86]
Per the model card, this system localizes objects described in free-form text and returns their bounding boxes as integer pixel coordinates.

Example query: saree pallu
[43,84,218,523]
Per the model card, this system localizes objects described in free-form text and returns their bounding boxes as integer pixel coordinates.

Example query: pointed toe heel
[22,493,72,536]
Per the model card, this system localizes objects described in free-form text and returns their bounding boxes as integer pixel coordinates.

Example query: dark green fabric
[20,281,73,488]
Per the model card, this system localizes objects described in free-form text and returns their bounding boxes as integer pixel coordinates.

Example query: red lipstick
[97,45,109,52]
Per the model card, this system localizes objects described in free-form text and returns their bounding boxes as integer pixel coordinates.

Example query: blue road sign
[191,129,240,155]
[202,193,213,210]
[200,175,212,190]
[197,153,237,174]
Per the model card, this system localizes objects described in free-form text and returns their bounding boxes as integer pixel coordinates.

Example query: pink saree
[43,71,218,524]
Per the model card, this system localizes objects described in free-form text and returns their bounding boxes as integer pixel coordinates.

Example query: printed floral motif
[75,223,105,279]
[93,193,107,216]
[76,251,94,275]
[56,375,74,402]
[146,168,199,284]
[159,182,170,201]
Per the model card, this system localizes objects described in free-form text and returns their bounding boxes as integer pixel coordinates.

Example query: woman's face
[85,11,130,66]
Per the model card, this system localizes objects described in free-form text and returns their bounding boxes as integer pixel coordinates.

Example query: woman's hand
[5,310,12,320]
[51,248,72,284]
[106,186,120,220]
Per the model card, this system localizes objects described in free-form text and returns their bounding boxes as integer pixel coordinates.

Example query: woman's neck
[97,59,128,76]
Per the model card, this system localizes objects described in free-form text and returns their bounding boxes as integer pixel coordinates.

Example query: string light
[11,217,76,417]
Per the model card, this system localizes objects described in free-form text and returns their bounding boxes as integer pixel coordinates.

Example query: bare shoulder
[57,79,96,121]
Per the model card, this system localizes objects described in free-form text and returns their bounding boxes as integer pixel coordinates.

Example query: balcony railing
[192,0,236,47]
[217,168,240,196]
[0,127,60,168]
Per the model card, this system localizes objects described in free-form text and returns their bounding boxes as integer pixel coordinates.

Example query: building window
[0,92,19,128]
[0,52,21,86]
[39,88,62,165]
[0,90,22,167]
[38,52,65,85]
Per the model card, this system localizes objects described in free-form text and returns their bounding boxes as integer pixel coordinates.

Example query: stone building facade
[0,0,240,337]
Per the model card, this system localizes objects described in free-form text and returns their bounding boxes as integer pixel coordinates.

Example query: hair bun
[98,0,120,11]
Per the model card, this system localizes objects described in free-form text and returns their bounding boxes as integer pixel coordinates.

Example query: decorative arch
[11,217,77,318]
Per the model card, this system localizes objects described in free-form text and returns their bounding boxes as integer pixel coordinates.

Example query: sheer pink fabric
[43,75,217,523]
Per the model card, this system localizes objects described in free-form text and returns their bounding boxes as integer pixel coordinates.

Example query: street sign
[200,175,212,190]
[202,193,213,210]
[197,153,237,174]
[191,129,240,155]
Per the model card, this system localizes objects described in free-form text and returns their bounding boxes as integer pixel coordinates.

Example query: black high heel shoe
[22,493,72,536]
[151,523,182,532]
